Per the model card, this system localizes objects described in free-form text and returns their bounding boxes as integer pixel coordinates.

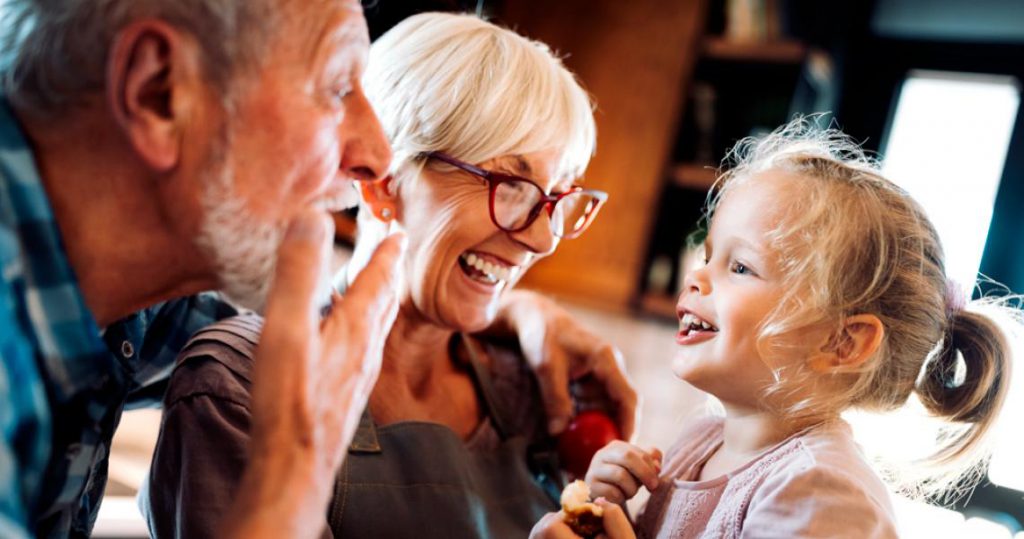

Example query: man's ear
[808,314,885,373]
[107,19,200,171]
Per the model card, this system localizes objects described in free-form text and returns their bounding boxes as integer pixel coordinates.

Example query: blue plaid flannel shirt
[0,100,237,537]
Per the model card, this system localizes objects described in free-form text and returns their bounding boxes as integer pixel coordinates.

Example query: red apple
[557,410,621,479]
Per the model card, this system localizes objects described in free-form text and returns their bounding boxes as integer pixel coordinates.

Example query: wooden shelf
[638,292,679,320]
[701,37,807,64]
[670,163,718,190]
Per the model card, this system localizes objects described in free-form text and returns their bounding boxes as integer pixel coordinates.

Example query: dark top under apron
[141,314,562,539]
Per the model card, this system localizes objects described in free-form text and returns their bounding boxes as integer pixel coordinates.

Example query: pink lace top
[635,416,899,538]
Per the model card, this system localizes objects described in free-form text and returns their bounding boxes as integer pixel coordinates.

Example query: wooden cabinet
[498,0,709,309]
[498,1,820,316]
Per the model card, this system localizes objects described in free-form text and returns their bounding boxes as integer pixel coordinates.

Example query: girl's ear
[358,176,396,222]
[808,314,885,373]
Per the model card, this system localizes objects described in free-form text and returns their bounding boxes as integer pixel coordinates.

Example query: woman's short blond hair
[363,12,596,184]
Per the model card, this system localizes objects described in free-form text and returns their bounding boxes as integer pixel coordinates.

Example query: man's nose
[339,88,392,182]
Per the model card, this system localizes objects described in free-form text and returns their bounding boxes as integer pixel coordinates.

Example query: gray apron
[326,335,562,538]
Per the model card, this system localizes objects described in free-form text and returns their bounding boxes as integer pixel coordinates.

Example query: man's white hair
[363,12,596,184]
[0,0,275,114]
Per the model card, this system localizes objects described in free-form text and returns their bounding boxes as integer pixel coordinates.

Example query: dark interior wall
[872,0,1024,43]
[834,27,1024,297]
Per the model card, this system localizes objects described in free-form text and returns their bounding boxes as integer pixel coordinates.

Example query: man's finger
[262,211,333,342]
[333,232,404,321]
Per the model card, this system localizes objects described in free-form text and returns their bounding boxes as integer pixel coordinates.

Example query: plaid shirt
[0,100,237,537]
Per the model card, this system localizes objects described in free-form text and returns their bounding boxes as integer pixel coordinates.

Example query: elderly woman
[142,12,604,538]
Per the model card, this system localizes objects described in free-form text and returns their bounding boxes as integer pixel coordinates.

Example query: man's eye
[334,86,353,101]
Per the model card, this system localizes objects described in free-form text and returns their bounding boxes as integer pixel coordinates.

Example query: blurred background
[95,0,1024,537]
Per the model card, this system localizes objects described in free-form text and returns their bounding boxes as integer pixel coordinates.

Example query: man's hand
[220,212,404,539]
[496,290,638,438]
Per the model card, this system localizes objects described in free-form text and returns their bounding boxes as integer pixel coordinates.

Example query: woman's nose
[509,210,558,256]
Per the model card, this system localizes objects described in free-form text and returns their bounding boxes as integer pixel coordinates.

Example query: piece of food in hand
[560,480,604,538]
[558,410,621,479]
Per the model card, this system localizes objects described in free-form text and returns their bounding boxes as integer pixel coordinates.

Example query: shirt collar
[0,99,116,402]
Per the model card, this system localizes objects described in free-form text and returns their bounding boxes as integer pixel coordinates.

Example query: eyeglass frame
[425,151,608,240]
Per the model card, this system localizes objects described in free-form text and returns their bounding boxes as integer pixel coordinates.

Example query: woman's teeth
[461,252,515,284]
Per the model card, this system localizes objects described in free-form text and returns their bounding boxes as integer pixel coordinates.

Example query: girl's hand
[527,501,637,539]
[596,498,637,539]
[585,441,663,504]
[529,512,579,539]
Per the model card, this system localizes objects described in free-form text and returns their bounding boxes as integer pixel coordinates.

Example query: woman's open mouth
[458,252,518,287]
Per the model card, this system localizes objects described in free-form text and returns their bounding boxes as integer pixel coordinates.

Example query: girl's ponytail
[914,296,1019,494]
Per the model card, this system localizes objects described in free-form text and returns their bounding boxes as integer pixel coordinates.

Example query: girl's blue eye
[730,261,751,275]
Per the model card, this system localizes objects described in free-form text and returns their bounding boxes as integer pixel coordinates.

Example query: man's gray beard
[196,159,284,312]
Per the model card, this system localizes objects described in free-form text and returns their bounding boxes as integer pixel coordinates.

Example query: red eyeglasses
[427,152,608,240]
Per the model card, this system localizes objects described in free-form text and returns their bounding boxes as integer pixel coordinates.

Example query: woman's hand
[493,289,638,438]
[586,441,663,505]
[528,500,637,539]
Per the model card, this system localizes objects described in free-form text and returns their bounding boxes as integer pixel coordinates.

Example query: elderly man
[0,1,637,538]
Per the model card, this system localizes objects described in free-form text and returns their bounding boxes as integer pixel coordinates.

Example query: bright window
[880,70,1019,291]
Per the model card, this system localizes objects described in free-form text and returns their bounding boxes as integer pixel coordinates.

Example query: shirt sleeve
[740,463,899,539]
[125,294,239,409]
[142,389,251,538]
[0,284,50,539]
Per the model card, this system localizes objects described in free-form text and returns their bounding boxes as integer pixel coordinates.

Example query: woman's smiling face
[396,149,571,331]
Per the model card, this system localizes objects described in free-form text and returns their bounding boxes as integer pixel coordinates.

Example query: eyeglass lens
[493,179,599,237]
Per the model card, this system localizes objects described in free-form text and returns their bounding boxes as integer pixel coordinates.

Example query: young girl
[532,119,1021,538]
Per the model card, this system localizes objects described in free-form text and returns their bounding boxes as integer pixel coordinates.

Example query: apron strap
[349,408,382,454]
[457,334,516,441]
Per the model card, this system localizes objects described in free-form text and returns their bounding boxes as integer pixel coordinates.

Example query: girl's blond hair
[709,117,1021,498]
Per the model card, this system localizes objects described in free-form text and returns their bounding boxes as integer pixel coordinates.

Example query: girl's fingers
[589,480,627,505]
[595,498,637,539]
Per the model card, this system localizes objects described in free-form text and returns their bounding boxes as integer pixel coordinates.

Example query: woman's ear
[358,176,396,222]
[808,314,885,373]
